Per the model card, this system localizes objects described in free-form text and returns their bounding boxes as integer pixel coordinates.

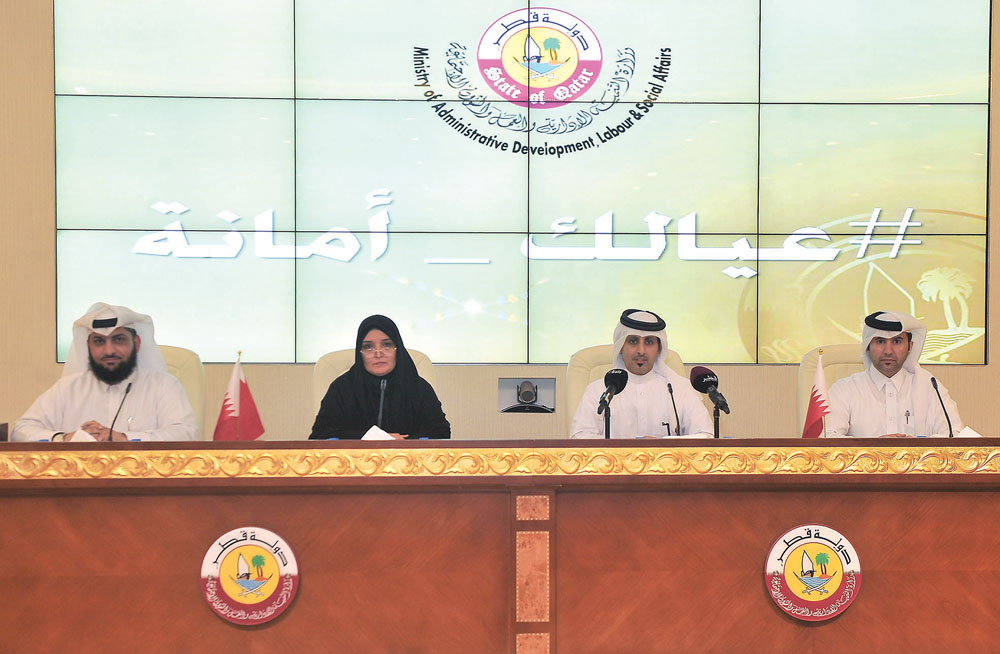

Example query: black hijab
[310,314,450,439]
[346,314,420,416]
[337,315,430,434]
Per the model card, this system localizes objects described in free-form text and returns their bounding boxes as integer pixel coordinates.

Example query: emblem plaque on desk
[764,524,862,622]
[200,527,299,625]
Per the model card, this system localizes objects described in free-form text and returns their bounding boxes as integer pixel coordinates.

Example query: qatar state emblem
[200,527,299,625]
[764,525,861,622]
[477,7,602,109]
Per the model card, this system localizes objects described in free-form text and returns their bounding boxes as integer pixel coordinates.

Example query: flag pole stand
[235,350,242,440]
[818,348,824,438]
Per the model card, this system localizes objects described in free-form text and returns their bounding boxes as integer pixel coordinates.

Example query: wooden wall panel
[0,491,511,653]
[0,0,60,420]
[555,489,1000,653]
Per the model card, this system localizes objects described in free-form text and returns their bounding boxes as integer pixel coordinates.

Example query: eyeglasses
[360,341,397,356]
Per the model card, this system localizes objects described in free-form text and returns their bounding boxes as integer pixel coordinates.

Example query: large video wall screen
[55,0,989,364]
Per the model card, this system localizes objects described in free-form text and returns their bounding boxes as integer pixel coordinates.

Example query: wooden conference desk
[1,439,999,653]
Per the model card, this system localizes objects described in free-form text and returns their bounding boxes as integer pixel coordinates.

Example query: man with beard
[11,303,198,442]
[570,309,713,439]
[823,310,964,438]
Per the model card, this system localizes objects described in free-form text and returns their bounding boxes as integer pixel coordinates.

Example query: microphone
[930,377,953,438]
[107,382,133,441]
[377,378,387,427]
[690,366,730,415]
[597,368,628,415]
[666,383,681,435]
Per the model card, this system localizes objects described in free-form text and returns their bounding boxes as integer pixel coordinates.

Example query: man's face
[867,334,911,378]
[621,334,661,375]
[88,327,140,384]
[360,328,397,376]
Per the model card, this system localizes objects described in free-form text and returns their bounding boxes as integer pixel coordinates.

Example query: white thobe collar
[627,369,659,385]
[867,366,908,393]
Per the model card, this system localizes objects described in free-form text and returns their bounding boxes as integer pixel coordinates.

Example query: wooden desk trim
[2,439,999,490]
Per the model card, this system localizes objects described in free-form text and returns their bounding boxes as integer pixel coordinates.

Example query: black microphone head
[689,366,718,394]
[930,377,939,390]
[604,368,628,396]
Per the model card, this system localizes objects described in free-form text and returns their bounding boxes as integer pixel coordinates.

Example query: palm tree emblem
[251,554,267,580]
[917,267,974,330]
[543,37,562,62]
[814,551,830,576]
[914,266,984,361]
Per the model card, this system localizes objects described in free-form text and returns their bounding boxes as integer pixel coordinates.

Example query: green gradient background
[54,0,989,364]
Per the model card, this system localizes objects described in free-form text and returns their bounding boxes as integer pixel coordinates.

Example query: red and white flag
[213,358,265,441]
[801,350,830,439]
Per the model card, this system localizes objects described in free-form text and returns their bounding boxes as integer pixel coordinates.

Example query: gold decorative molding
[1,445,1000,481]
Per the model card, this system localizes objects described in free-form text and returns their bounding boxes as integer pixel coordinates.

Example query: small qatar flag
[213,354,265,441]
[802,350,830,439]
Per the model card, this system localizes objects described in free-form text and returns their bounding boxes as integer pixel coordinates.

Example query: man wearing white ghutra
[12,303,197,442]
[570,309,712,439]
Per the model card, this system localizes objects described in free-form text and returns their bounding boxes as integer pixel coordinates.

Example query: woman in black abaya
[309,315,450,439]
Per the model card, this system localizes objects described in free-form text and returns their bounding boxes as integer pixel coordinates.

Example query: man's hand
[389,433,410,440]
[880,432,911,438]
[79,420,128,442]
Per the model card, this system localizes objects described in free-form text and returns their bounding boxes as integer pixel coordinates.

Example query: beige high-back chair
[565,344,685,435]
[159,345,206,439]
[312,349,437,412]
[796,344,863,434]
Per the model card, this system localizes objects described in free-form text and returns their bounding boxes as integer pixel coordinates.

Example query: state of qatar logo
[201,527,299,625]
[764,525,862,622]
[477,7,602,109]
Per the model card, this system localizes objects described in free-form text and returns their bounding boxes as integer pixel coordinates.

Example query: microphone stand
[598,399,612,439]
[667,383,681,438]
[930,377,953,438]
[713,405,720,439]
[108,382,132,441]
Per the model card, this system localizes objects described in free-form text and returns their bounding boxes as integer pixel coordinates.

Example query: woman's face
[360,328,397,376]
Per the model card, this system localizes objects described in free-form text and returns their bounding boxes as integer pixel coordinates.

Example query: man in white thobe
[570,309,713,439]
[12,303,198,442]
[824,310,963,438]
